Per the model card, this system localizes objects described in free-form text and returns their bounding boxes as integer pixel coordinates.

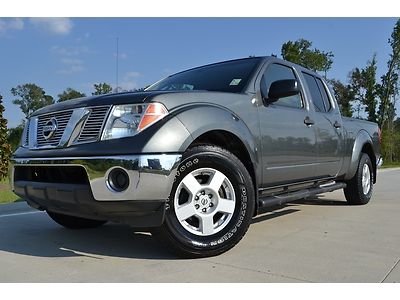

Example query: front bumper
[11,154,181,226]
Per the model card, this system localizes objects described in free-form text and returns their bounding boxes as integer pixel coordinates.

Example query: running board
[258,182,346,209]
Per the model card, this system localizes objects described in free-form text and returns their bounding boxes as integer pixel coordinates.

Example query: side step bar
[258,182,347,209]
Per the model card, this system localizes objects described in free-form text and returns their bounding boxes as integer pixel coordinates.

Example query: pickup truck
[11,56,381,258]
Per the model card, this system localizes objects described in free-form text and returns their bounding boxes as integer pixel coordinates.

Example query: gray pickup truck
[12,56,381,257]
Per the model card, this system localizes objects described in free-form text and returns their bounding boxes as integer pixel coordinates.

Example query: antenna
[116,37,119,92]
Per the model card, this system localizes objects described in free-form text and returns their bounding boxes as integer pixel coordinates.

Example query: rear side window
[262,63,303,109]
[316,78,332,111]
[303,73,326,112]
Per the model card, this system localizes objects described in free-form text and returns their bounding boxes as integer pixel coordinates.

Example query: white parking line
[0,211,44,218]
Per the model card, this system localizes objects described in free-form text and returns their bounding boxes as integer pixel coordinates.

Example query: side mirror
[264,79,300,104]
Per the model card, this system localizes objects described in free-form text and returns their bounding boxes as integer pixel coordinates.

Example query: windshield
[146,58,262,93]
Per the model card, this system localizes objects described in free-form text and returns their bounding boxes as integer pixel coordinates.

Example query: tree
[377,19,400,164]
[281,38,334,76]
[58,88,86,102]
[7,125,24,152]
[349,55,379,122]
[11,83,54,119]
[92,83,112,95]
[378,20,400,128]
[329,79,354,117]
[0,94,12,180]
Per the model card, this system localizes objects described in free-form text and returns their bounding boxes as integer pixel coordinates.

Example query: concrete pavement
[0,168,399,282]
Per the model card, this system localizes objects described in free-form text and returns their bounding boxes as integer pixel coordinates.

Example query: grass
[381,162,400,169]
[0,177,20,204]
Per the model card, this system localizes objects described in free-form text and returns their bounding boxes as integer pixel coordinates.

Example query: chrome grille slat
[35,110,73,148]
[76,106,111,143]
[31,106,110,149]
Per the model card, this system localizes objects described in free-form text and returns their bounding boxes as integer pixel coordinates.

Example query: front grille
[77,106,110,143]
[36,110,73,148]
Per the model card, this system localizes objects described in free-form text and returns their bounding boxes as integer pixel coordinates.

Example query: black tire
[344,153,374,205]
[47,211,107,229]
[152,145,255,258]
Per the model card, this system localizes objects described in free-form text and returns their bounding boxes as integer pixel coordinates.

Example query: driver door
[258,63,318,188]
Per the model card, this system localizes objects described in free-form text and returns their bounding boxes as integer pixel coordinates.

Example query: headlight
[101,103,168,140]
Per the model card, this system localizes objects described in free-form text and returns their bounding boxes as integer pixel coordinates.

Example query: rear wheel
[344,153,373,205]
[47,211,107,229]
[152,145,255,258]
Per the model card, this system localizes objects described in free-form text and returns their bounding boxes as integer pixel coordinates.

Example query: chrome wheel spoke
[175,203,196,221]
[182,173,202,195]
[200,215,215,235]
[208,170,226,192]
[218,198,235,214]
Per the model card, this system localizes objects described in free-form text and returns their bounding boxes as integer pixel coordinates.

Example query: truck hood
[31,91,175,116]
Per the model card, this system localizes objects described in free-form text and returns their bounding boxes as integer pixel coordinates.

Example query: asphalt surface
[0,168,399,283]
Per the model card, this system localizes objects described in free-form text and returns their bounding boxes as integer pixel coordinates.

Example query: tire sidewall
[163,147,254,253]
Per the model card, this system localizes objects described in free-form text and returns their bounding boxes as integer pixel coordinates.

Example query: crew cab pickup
[11,57,381,257]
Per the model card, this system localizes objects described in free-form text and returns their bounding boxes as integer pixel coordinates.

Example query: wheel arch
[174,105,260,214]
[345,130,377,183]
[189,129,257,194]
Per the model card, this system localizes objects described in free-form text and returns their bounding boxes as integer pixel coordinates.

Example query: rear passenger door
[302,73,343,178]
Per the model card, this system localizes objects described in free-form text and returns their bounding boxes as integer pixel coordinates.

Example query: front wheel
[152,145,255,258]
[344,153,374,205]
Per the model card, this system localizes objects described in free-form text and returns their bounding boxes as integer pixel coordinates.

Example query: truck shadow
[0,195,345,260]
[0,214,176,260]
[293,195,348,206]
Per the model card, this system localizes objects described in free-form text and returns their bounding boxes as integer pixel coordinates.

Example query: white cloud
[58,57,85,74]
[0,18,24,35]
[50,45,91,56]
[30,18,73,35]
[125,71,140,78]
[8,18,24,30]
[118,71,142,91]
[113,52,128,60]
[61,58,83,65]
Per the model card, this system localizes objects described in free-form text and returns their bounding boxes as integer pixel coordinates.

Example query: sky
[0,17,398,128]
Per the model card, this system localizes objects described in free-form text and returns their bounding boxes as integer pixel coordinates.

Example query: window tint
[262,64,303,109]
[146,58,262,93]
[303,73,326,112]
[316,78,332,111]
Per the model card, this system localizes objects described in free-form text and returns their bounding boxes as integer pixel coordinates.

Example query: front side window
[146,58,262,93]
[261,63,303,109]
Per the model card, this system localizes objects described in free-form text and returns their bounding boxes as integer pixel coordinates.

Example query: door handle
[304,116,315,126]
[333,121,341,129]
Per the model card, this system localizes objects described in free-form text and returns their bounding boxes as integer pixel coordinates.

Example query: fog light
[107,168,129,192]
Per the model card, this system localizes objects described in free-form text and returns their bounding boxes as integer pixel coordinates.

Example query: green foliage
[377,19,400,164]
[381,122,400,163]
[378,19,400,128]
[0,95,12,180]
[58,88,86,102]
[349,54,379,122]
[11,83,54,118]
[7,125,24,152]
[92,83,113,95]
[281,38,334,75]
[328,79,354,117]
